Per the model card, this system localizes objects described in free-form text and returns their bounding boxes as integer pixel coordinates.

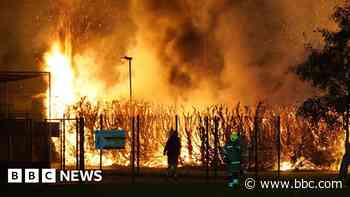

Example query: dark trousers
[340,155,350,185]
[340,155,349,174]
[167,155,179,177]
[228,172,239,182]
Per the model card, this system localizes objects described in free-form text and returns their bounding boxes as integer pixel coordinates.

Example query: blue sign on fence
[95,129,126,149]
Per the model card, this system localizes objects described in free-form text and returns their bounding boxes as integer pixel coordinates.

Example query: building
[0,71,59,177]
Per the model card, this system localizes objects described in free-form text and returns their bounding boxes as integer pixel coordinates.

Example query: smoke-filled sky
[0,0,345,106]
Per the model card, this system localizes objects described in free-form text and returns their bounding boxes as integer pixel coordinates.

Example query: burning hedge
[51,98,345,171]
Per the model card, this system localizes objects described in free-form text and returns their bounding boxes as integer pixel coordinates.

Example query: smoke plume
[0,0,345,106]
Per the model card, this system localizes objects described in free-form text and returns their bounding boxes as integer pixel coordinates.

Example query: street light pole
[122,56,134,183]
[123,56,133,103]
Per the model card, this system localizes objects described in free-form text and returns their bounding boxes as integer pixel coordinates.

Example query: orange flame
[43,38,345,170]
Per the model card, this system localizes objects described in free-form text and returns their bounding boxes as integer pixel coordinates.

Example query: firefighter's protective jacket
[223,138,240,173]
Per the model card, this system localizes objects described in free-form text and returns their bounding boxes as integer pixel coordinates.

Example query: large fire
[44,40,75,118]
[43,35,346,170]
[44,38,118,167]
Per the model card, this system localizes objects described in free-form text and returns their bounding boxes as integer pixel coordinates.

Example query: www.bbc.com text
[244,178,343,190]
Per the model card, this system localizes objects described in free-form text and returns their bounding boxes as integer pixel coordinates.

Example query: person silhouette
[340,143,350,185]
[163,128,181,179]
[223,131,241,188]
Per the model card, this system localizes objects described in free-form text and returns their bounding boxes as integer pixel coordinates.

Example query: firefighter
[223,131,241,188]
[340,143,350,186]
[163,128,181,179]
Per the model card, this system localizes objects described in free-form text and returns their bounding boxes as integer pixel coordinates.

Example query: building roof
[0,71,50,83]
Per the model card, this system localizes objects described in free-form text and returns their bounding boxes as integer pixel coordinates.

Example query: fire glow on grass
[43,37,346,170]
[280,162,293,171]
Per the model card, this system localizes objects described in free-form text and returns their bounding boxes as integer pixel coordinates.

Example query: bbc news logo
[8,169,103,183]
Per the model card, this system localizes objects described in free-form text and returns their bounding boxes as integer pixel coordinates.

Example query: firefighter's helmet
[230,131,239,142]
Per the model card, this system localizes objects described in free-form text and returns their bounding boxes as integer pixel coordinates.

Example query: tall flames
[44,40,75,118]
[44,38,118,167]
[42,32,346,170]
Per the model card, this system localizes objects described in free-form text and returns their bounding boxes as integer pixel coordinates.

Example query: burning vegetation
[42,35,346,171]
[33,0,349,171]
[48,97,345,170]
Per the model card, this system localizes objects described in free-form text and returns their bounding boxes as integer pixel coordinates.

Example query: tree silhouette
[295,5,350,178]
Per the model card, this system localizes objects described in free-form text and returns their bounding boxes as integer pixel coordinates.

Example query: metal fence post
[275,115,281,178]
[63,118,66,170]
[254,112,259,180]
[60,119,63,170]
[79,117,85,171]
[76,117,79,170]
[205,116,209,182]
[175,115,178,132]
[47,119,52,168]
[131,116,135,183]
[100,114,103,170]
[137,115,140,175]
[214,116,219,181]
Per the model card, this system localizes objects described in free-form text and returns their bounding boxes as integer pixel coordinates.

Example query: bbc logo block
[42,169,56,183]
[8,169,22,183]
[8,168,56,183]
[25,169,39,183]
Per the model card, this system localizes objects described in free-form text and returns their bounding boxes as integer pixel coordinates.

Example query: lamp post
[122,56,133,103]
[122,56,134,183]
